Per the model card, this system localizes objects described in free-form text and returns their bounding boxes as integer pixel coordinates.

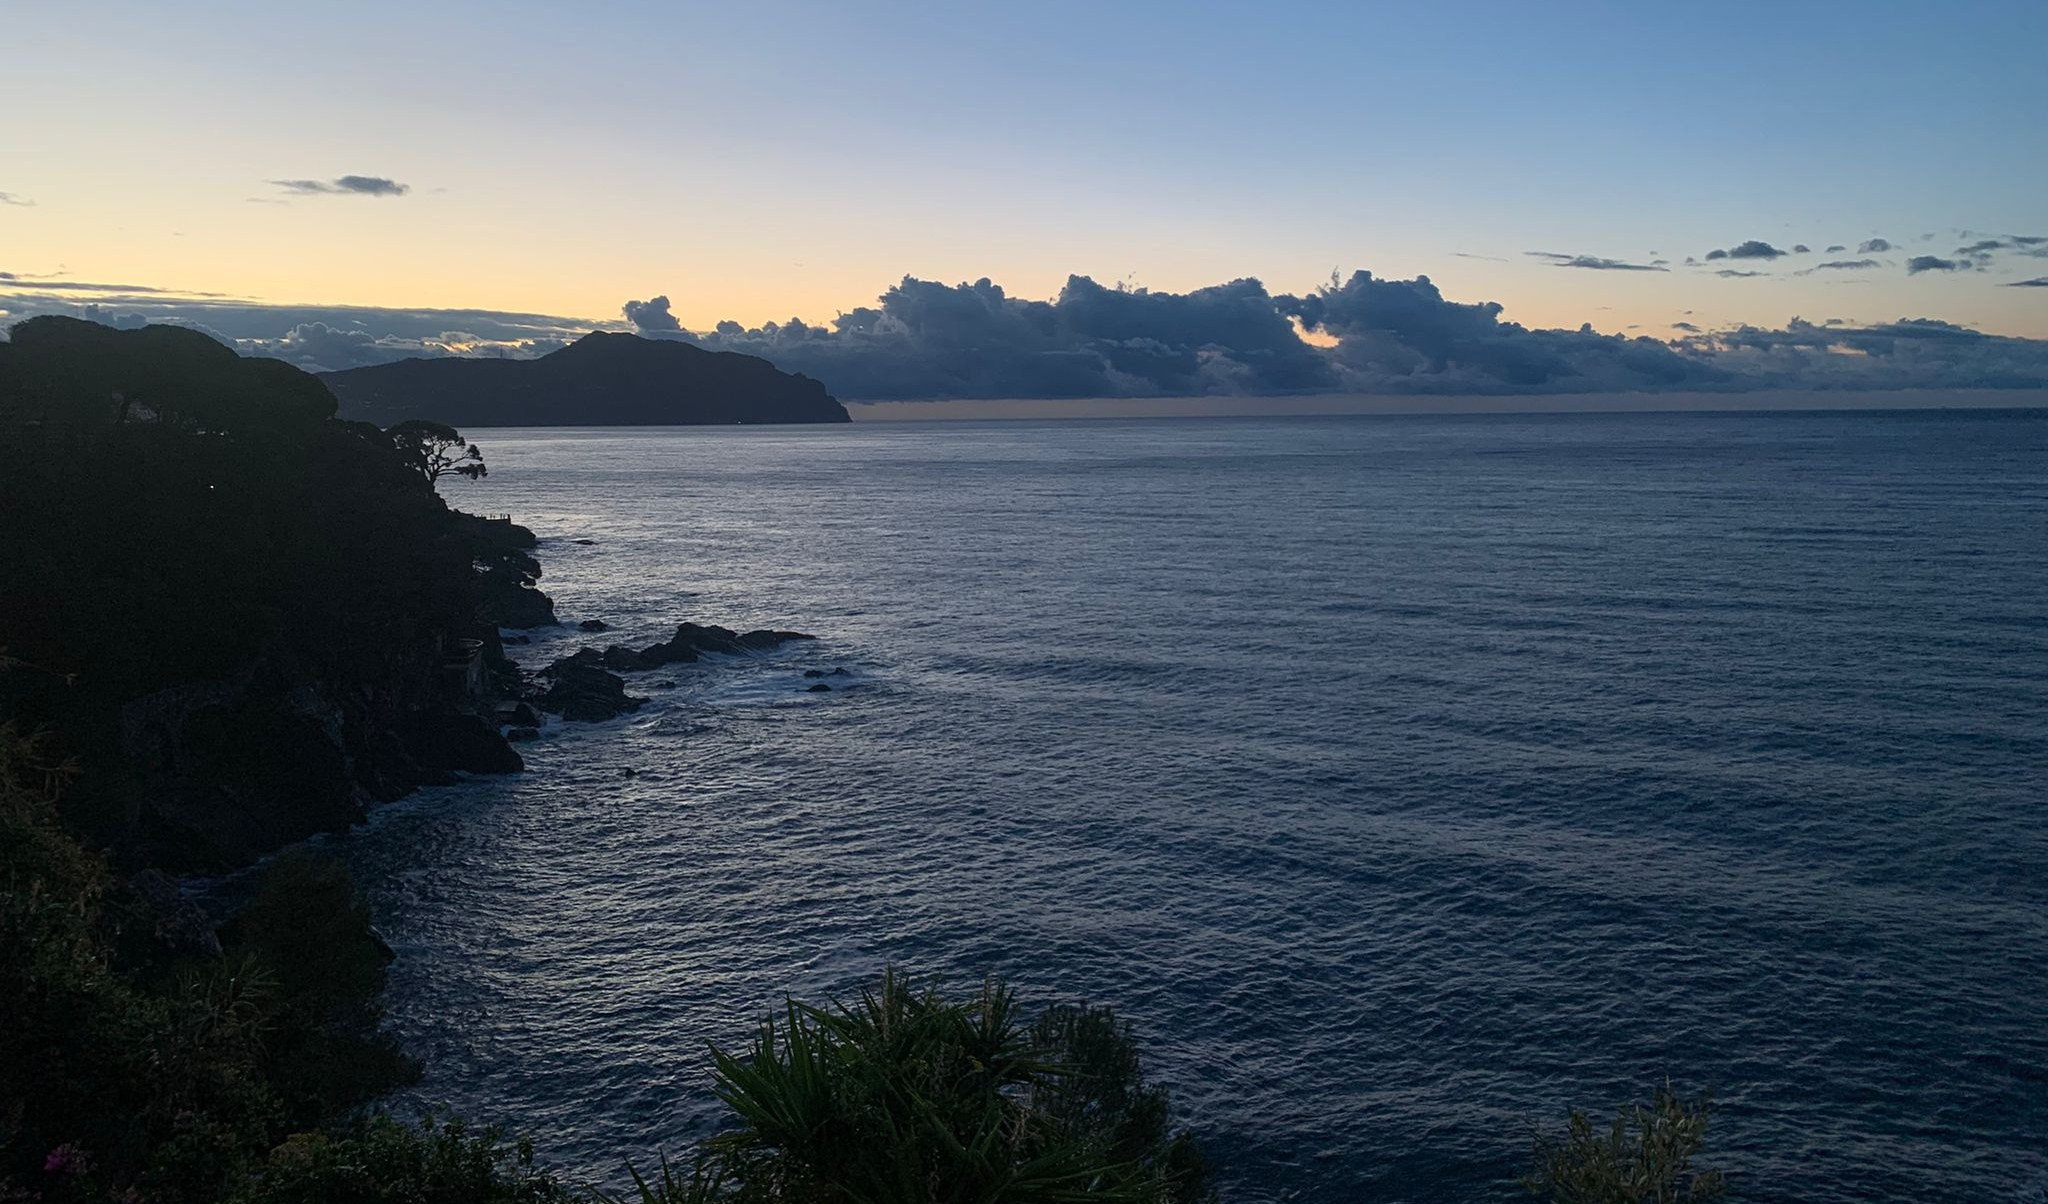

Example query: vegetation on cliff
[0,725,422,1203]
[0,316,544,869]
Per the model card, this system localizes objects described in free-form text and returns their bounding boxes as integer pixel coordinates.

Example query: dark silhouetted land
[321,331,851,427]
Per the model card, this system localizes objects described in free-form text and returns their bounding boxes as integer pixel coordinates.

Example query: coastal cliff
[321,330,852,427]
[0,316,543,870]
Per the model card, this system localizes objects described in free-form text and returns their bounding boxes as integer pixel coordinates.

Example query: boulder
[579,618,610,632]
[602,644,652,671]
[806,683,832,693]
[480,582,558,629]
[633,621,817,668]
[538,656,645,722]
[404,710,525,774]
[495,700,543,728]
[505,726,541,743]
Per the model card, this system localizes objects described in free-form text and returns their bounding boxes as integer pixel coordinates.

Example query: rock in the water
[538,656,645,722]
[571,538,597,546]
[803,667,852,679]
[806,682,832,693]
[496,700,543,728]
[404,710,525,774]
[578,618,610,632]
[601,644,652,671]
[480,582,558,629]
[632,621,817,668]
[505,726,541,743]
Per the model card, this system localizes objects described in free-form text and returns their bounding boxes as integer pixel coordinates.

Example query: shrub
[1523,1085,1726,1204]
[624,969,1211,1203]
[227,1115,571,1204]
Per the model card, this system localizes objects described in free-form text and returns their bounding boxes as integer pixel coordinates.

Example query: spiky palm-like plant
[626,970,1209,1204]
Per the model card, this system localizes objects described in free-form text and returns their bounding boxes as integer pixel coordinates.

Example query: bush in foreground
[1522,1084,1725,1204]
[621,970,1212,1204]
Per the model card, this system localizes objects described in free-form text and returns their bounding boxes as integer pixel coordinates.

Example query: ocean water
[346,410,2048,1202]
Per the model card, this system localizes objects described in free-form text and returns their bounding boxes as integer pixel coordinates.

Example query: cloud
[689,274,1339,399]
[0,192,31,207]
[1792,244,1811,254]
[267,175,410,197]
[1452,251,1509,262]
[13,265,2048,395]
[1524,251,1667,272]
[0,276,223,296]
[1705,240,1787,262]
[1715,269,1768,278]
[622,294,684,333]
[1272,271,1717,393]
[1825,245,1847,253]
[1675,317,2048,389]
[1858,238,1892,254]
[0,282,597,371]
[1906,255,1962,274]
[1799,259,1881,274]
[2006,277,2048,288]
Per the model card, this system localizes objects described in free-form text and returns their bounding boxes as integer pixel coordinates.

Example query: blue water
[349,410,2048,1202]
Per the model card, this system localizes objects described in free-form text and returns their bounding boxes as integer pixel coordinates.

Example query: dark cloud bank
[624,271,2048,397]
[7,268,2048,398]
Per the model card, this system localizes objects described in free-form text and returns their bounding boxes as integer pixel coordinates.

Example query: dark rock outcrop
[630,622,817,669]
[403,710,524,775]
[322,331,852,427]
[478,583,557,629]
[578,619,610,632]
[537,651,646,723]
[0,317,547,872]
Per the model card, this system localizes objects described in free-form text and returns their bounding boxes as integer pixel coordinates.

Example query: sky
[3,0,2046,395]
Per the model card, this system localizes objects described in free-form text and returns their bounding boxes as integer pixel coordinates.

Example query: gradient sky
[4,0,2046,339]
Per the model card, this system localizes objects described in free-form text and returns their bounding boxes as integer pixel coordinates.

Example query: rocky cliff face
[321,331,852,426]
[0,316,547,872]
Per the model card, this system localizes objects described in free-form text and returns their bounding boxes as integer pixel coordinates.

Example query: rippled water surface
[347,411,2048,1202]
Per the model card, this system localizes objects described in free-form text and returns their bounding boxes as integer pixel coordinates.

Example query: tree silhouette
[386,420,487,484]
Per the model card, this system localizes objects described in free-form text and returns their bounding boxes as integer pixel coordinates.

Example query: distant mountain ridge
[321,331,851,426]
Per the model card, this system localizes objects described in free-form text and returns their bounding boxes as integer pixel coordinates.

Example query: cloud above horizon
[7,267,2048,394]
[1525,252,1667,272]
[0,192,31,207]
[267,175,410,197]
[622,294,684,333]
[1906,255,1963,274]
[1705,240,1788,262]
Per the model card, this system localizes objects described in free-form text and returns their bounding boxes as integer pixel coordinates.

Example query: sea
[340,409,2048,1202]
